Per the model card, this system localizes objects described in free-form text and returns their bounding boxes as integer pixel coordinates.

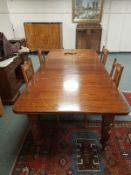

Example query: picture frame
[72,0,104,23]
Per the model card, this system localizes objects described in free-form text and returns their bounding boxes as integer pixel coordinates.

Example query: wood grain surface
[13,49,129,115]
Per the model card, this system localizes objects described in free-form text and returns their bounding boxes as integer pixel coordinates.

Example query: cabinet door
[89,29,102,51]
[48,23,63,49]
[7,71,18,98]
[76,30,87,49]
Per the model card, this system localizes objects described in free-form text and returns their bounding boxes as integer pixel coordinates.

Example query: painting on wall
[72,0,104,23]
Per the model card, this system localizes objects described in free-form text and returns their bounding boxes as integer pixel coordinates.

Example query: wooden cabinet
[9,38,26,47]
[0,54,28,104]
[24,22,63,51]
[76,23,102,52]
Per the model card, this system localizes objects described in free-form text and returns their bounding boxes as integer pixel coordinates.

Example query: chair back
[112,63,124,88]
[21,58,34,85]
[38,48,45,66]
[110,58,117,77]
[101,47,109,65]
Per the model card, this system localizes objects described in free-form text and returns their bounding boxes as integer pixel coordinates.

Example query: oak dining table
[13,49,129,150]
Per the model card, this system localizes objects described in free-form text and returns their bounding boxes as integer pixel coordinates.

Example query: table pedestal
[28,114,115,151]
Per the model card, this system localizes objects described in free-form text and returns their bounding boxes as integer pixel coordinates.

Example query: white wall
[6,0,131,51]
[0,0,13,39]
[105,0,131,52]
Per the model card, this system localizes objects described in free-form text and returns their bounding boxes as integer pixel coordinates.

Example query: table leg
[101,114,115,151]
[27,114,41,145]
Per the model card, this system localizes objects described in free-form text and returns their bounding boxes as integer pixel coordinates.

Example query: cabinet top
[24,22,62,24]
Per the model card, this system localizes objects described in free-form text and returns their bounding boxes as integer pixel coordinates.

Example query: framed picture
[72,0,104,23]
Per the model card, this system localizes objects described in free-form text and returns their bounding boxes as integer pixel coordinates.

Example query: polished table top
[13,49,129,115]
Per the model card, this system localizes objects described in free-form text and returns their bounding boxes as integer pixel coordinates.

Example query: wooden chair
[100,45,105,59]
[21,58,34,85]
[0,97,4,116]
[85,46,109,127]
[85,58,122,128]
[38,48,45,66]
[101,47,109,66]
[111,62,124,88]
[110,58,117,77]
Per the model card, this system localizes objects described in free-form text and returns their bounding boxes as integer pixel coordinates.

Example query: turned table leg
[101,114,115,151]
[27,114,41,145]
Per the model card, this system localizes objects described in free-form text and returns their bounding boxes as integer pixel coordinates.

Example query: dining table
[13,49,129,150]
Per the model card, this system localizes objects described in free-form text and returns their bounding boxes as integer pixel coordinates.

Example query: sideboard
[0,53,28,104]
[76,23,102,52]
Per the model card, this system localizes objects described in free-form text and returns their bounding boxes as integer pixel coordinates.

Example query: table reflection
[63,74,79,93]
[63,79,79,92]
[58,103,80,111]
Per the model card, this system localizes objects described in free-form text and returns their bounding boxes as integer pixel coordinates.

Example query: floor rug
[10,121,131,175]
[123,91,131,106]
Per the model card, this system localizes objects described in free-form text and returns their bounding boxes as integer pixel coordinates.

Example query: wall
[105,0,131,52]
[7,0,131,51]
[0,0,13,39]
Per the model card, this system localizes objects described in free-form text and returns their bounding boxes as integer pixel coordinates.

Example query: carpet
[123,91,131,106]
[10,121,131,175]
